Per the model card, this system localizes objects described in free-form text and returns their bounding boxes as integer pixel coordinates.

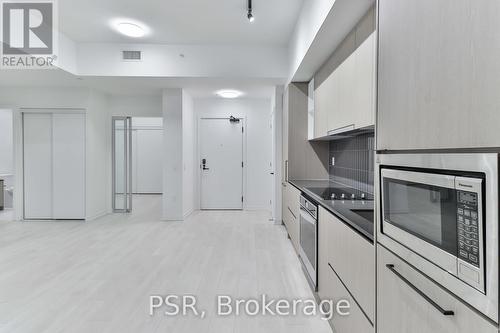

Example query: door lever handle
[202,158,209,170]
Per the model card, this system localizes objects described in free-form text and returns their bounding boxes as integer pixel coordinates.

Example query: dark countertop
[289,179,374,243]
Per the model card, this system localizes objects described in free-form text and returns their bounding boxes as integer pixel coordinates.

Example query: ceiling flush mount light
[216,90,243,99]
[247,0,255,22]
[111,19,150,38]
[117,22,145,37]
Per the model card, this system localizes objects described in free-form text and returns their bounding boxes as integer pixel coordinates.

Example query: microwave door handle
[386,264,455,316]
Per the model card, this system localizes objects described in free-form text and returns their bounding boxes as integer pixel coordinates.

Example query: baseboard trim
[85,211,109,221]
[244,206,272,212]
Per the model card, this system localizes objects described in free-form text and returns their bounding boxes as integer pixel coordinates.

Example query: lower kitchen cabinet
[377,245,497,333]
[326,208,374,321]
[282,183,300,252]
[318,207,374,332]
[320,259,374,333]
[318,207,375,321]
[318,207,331,301]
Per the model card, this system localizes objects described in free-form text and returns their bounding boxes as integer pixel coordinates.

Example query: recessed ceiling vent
[122,50,142,61]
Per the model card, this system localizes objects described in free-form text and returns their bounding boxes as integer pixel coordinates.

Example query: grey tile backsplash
[329,133,375,195]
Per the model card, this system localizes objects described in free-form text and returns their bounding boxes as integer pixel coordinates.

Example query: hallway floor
[0,195,331,333]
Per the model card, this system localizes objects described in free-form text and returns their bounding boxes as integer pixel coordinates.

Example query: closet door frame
[112,116,133,213]
[21,108,86,221]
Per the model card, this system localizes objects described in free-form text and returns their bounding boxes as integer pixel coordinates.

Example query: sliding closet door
[52,113,85,219]
[23,113,53,219]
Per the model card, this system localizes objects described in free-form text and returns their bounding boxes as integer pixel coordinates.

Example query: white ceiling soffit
[291,0,375,82]
[60,0,304,45]
[74,43,289,79]
[0,69,278,98]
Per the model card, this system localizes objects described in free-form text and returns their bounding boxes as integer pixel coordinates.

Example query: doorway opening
[0,109,14,221]
[199,117,244,210]
[112,116,163,214]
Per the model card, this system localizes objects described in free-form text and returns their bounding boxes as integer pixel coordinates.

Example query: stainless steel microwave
[376,153,499,322]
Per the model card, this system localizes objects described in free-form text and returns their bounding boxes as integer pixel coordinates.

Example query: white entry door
[200,118,243,210]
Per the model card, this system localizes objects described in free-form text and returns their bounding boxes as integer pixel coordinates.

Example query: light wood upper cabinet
[314,81,329,138]
[377,245,497,333]
[377,0,500,150]
[327,55,355,134]
[353,32,376,129]
[314,32,376,139]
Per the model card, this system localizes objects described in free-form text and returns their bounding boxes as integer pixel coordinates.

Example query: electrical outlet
[331,157,335,166]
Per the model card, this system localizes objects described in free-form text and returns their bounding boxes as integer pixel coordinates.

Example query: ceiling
[60,0,304,45]
[0,69,278,98]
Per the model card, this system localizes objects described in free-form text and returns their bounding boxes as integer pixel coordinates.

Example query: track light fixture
[247,0,255,22]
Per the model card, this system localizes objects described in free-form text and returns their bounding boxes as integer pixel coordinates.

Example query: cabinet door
[325,71,340,135]
[332,55,356,133]
[377,0,500,150]
[282,183,290,228]
[317,207,330,300]
[287,185,300,252]
[353,32,375,129]
[282,184,299,252]
[52,113,86,219]
[322,257,374,333]
[314,76,331,138]
[321,208,375,321]
[378,245,497,333]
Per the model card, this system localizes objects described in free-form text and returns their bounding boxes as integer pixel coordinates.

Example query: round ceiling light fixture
[216,90,243,99]
[111,19,150,38]
[117,22,145,37]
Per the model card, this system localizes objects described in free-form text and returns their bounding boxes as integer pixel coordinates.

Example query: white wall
[85,90,111,220]
[0,87,89,109]
[76,43,288,79]
[182,91,196,217]
[109,94,162,117]
[194,98,273,211]
[162,89,183,220]
[0,109,13,175]
[272,86,284,222]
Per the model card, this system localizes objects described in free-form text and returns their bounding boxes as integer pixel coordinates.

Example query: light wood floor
[0,195,331,333]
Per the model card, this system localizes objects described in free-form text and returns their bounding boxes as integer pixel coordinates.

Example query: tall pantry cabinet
[377,0,500,150]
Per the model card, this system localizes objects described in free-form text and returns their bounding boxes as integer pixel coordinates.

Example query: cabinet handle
[287,207,296,220]
[386,264,454,316]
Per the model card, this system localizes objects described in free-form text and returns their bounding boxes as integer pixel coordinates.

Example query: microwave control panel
[457,190,480,267]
